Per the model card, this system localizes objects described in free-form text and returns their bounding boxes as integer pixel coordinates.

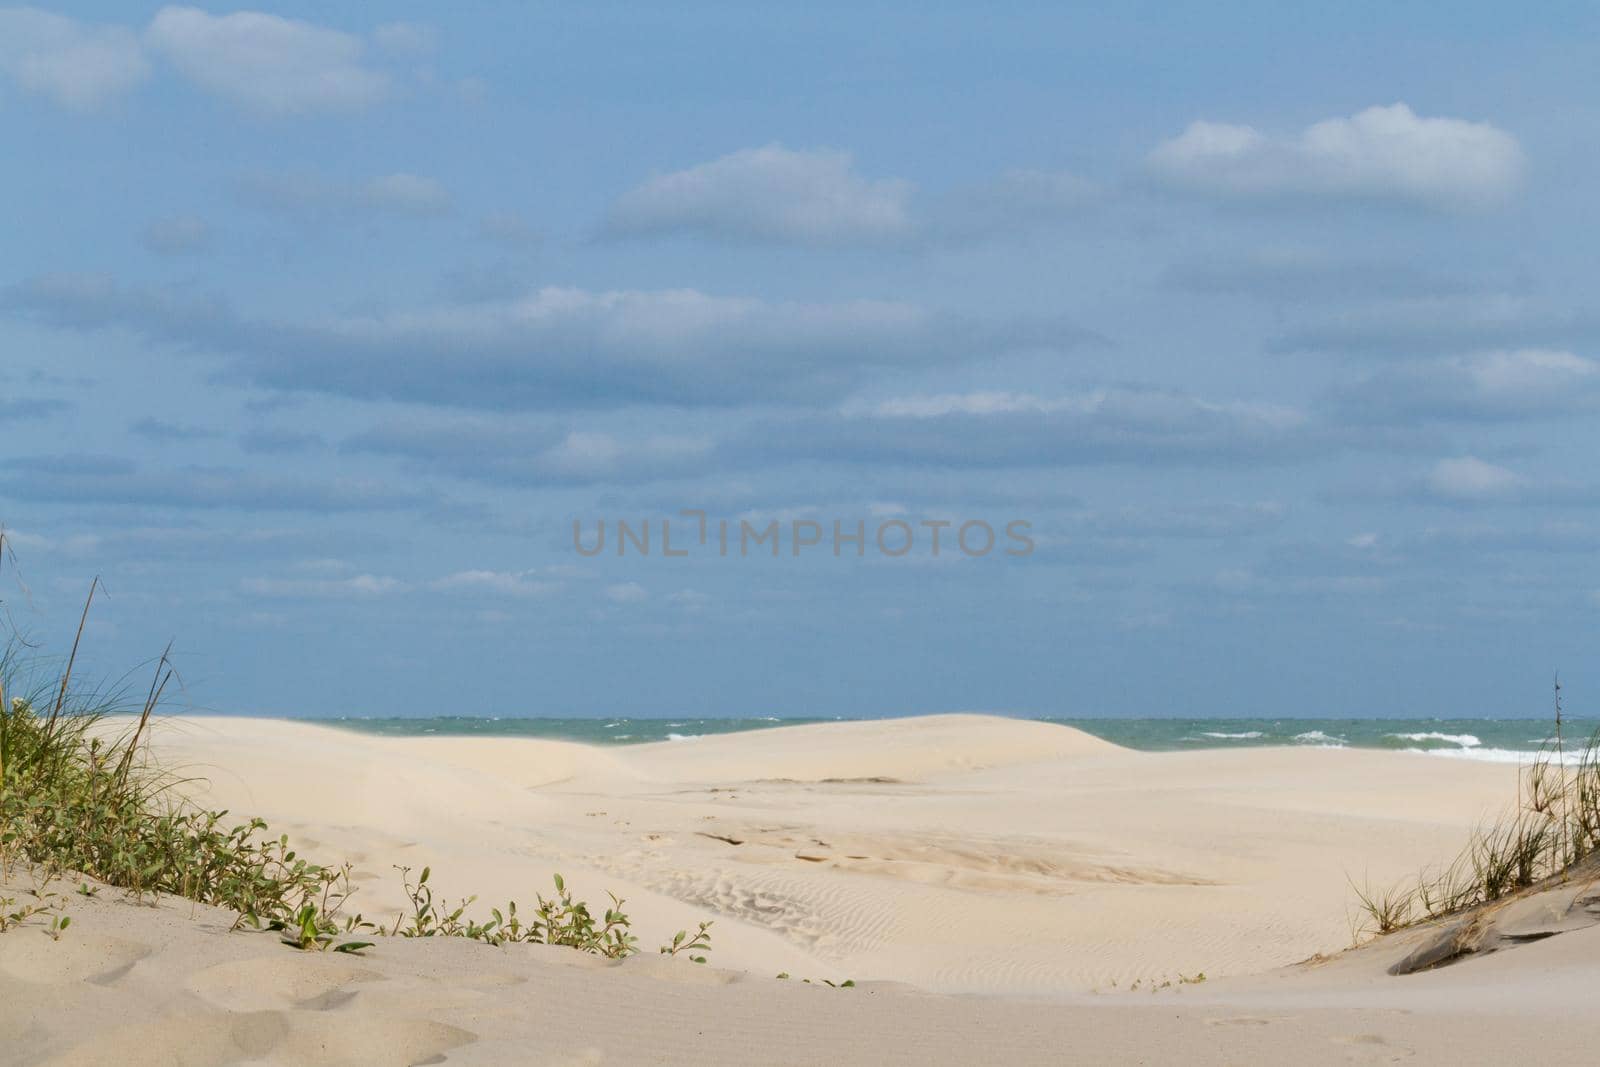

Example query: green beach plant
[0,886,63,933]
[391,865,711,961]
[660,920,713,963]
[0,544,713,965]
[279,902,374,953]
[1350,689,1600,939]
[0,653,362,938]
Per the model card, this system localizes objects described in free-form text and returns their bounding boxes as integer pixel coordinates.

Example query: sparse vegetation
[0,541,713,965]
[661,920,713,963]
[0,885,64,934]
[1350,680,1600,940]
[388,865,709,960]
[1106,971,1207,994]
[0,617,375,950]
[775,972,855,987]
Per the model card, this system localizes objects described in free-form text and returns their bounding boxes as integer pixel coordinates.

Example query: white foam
[1293,730,1347,746]
[1201,731,1264,739]
[1387,731,1480,747]
[1408,746,1589,765]
[666,732,701,742]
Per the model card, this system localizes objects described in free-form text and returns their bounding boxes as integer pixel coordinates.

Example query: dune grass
[0,639,713,959]
[0,551,710,961]
[1351,686,1600,939]
[0,618,371,949]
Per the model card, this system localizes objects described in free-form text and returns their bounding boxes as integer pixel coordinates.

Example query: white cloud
[1267,290,1569,356]
[290,558,352,575]
[0,7,149,110]
[1149,103,1524,209]
[1460,349,1598,402]
[1,274,1093,409]
[539,431,712,482]
[607,144,915,245]
[362,173,451,213]
[607,146,1096,247]
[373,22,435,57]
[860,389,1305,429]
[753,387,1315,468]
[1423,457,1522,501]
[0,528,54,553]
[243,573,405,598]
[1335,349,1600,422]
[1400,457,1600,509]
[430,570,559,598]
[0,9,457,115]
[346,418,714,487]
[0,452,431,512]
[146,6,391,115]
[604,582,649,604]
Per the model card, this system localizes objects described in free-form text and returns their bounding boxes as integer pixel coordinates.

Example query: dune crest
[92,714,1520,997]
[624,712,1126,782]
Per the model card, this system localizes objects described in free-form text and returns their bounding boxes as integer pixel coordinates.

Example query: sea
[314,715,1600,765]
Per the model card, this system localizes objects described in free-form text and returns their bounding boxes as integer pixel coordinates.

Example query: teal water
[315,715,1600,764]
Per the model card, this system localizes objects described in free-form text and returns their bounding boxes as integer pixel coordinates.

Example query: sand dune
[6,866,1599,1066]
[7,713,1587,1064]
[627,713,1124,782]
[123,714,1525,992]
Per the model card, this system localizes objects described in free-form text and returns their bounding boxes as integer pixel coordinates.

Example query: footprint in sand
[280,1015,477,1065]
[183,954,385,1013]
[0,932,151,986]
[48,1009,475,1067]
[1333,1033,1415,1062]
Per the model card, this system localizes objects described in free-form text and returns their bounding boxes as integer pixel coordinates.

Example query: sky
[1,3,1597,720]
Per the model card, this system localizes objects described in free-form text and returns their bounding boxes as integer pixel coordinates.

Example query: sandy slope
[5,872,1600,1066]
[127,714,1518,993]
[7,713,1588,1065]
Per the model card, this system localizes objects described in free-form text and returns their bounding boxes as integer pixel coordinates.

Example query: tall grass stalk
[1352,686,1600,939]
[0,556,712,961]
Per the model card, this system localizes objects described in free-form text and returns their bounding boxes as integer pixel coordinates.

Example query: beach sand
[5,714,1594,1064]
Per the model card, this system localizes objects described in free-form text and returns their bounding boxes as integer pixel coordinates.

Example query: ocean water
[315,715,1600,765]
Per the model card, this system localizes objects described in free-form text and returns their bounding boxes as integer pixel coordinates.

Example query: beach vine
[0,541,712,964]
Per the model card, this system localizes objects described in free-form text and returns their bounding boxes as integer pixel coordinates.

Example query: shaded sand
[8,713,1592,1064]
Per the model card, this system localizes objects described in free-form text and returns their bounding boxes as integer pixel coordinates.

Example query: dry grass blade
[113,643,175,786]
[1,551,716,963]
[45,577,98,739]
[1350,685,1600,940]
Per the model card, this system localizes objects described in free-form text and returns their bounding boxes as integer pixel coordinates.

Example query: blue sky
[2,3,1597,719]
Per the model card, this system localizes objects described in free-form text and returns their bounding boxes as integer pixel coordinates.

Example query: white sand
[5,713,1592,1065]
